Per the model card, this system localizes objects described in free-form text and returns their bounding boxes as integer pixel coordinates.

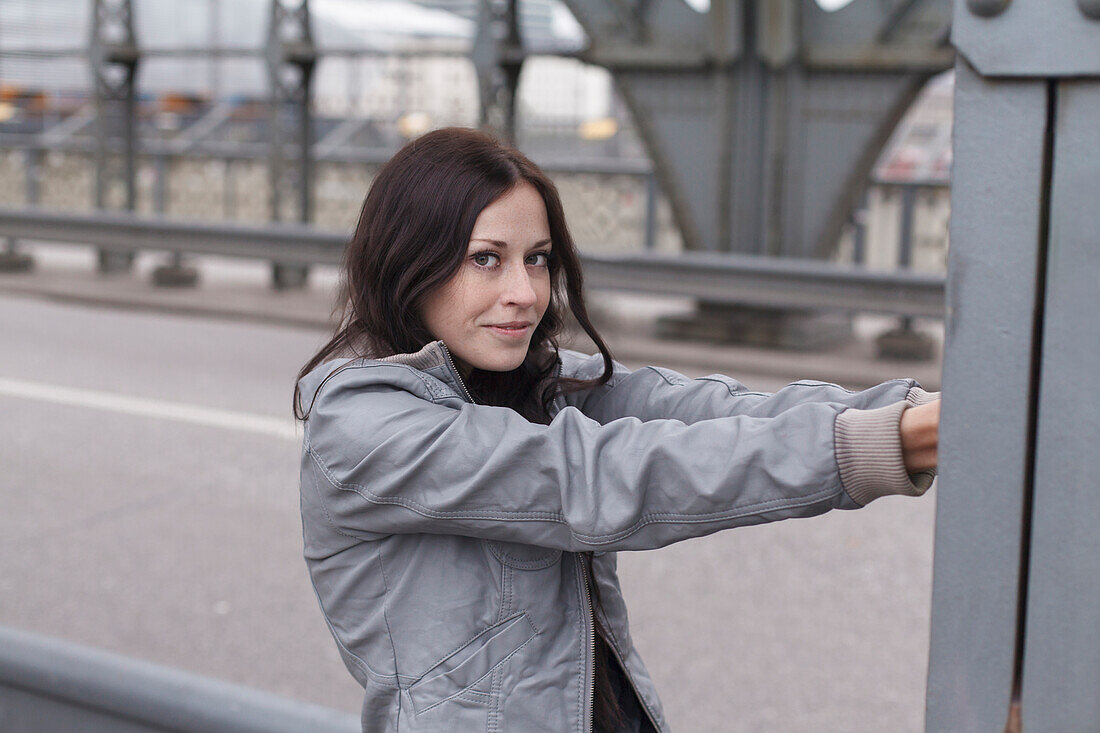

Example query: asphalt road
[0,293,936,732]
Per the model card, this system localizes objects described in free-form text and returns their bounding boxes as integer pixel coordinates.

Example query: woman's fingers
[900,400,941,473]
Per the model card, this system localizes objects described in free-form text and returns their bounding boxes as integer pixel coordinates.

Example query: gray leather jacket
[297,341,937,732]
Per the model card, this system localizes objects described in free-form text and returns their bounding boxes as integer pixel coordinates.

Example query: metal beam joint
[953,0,1100,76]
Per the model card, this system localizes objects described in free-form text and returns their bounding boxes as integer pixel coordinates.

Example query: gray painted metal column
[265,0,317,289]
[1018,78,1100,731]
[89,0,140,273]
[926,2,1100,730]
[925,58,1047,733]
[472,0,525,142]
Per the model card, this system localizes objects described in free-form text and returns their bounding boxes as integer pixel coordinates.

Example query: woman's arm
[301,364,933,553]
[559,350,937,426]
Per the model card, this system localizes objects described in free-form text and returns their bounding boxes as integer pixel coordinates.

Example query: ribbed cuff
[835,401,936,506]
[905,386,940,406]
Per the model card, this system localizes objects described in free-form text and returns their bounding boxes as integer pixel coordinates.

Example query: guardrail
[583,251,945,319]
[0,206,945,318]
[0,625,359,733]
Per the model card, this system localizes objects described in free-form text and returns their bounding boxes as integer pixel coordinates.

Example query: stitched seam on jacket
[491,564,519,730]
[593,587,623,654]
[487,541,562,570]
[685,377,916,400]
[573,370,629,415]
[303,359,444,407]
[415,612,530,684]
[306,573,397,686]
[788,378,914,393]
[312,362,447,405]
[302,442,364,542]
[308,444,842,544]
[593,595,662,729]
[784,380,856,394]
[488,665,502,733]
[644,366,687,386]
[458,689,492,702]
[831,411,850,503]
[302,441,398,686]
[693,375,769,397]
[376,549,404,688]
[414,634,539,715]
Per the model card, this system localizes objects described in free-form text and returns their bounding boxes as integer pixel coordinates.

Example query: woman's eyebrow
[470,238,552,248]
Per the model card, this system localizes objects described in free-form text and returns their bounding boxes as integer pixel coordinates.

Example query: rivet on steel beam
[1078,0,1100,19]
[966,0,1010,17]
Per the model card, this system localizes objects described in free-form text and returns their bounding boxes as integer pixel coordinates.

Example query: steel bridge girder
[555,0,952,255]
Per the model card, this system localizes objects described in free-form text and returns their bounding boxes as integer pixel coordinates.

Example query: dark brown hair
[294,127,613,420]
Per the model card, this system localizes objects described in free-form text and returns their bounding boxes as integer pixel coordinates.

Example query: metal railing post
[898,183,917,331]
[25,147,42,206]
[852,190,868,266]
[0,148,38,272]
[265,0,316,290]
[874,182,935,359]
[644,171,658,251]
[90,0,140,274]
[150,152,200,286]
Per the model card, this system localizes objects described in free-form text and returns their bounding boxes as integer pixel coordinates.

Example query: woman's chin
[477,357,527,373]
[466,347,530,373]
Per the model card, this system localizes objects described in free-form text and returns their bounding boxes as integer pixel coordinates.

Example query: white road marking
[0,376,300,441]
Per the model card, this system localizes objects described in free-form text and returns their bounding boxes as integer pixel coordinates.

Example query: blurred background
[0,0,953,730]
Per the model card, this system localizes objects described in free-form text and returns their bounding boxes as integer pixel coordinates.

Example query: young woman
[294,127,940,733]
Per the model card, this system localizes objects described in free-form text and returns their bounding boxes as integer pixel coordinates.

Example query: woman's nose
[501,265,538,307]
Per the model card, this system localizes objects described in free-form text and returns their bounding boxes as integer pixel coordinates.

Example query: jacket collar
[295,341,469,416]
[373,340,565,408]
[374,340,449,371]
[375,340,474,403]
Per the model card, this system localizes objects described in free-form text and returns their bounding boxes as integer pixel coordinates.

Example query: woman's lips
[484,322,532,338]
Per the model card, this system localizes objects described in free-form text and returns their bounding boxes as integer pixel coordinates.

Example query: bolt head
[1079,0,1100,19]
[967,0,1010,17]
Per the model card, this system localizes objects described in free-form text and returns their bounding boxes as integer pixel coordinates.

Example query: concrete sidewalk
[0,241,943,390]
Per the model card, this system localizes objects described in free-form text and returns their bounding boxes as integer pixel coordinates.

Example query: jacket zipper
[577,553,595,733]
[584,553,662,732]
[601,618,662,731]
[443,349,605,730]
[438,341,476,404]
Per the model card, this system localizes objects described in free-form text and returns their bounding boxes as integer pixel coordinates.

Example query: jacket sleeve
[301,364,931,553]
[559,350,938,426]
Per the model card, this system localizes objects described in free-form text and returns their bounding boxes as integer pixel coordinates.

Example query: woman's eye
[472,252,500,267]
[526,252,551,267]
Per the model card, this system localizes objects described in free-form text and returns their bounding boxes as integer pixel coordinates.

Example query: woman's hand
[900,400,940,473]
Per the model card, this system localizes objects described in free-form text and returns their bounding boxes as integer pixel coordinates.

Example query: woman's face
[421,182,553,376]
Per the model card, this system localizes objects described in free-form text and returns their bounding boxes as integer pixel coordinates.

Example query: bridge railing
[0,624,359,733]
[0,205,945,319]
